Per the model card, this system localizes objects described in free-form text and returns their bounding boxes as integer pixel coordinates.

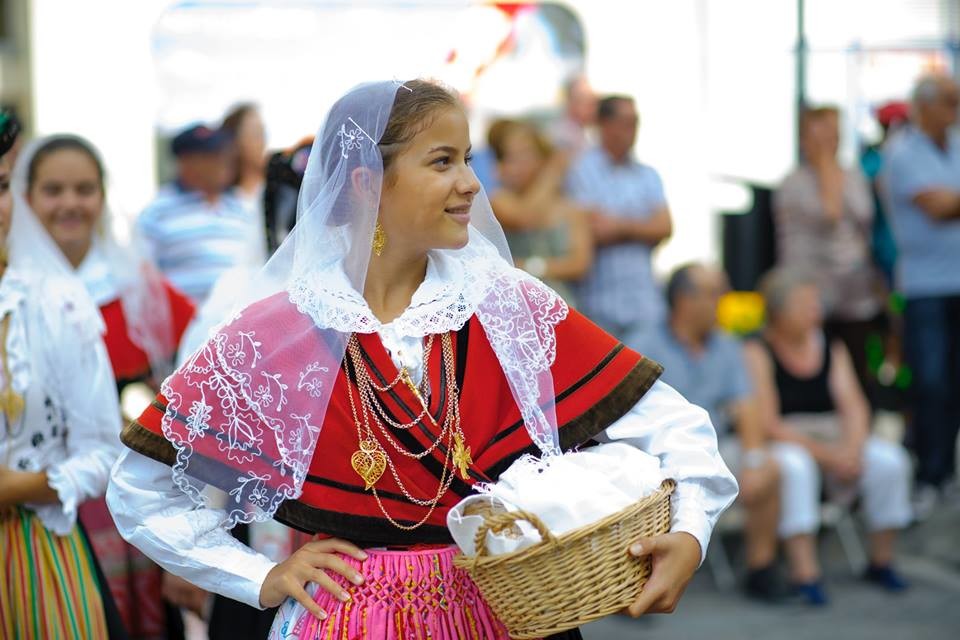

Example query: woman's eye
[433,156,451,168]
[464,153,474,165]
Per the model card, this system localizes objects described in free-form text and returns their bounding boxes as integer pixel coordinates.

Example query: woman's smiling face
[376,107,479,256]
[27,147,104,260]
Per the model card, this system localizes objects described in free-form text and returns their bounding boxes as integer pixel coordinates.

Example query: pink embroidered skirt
[268,545,510,640]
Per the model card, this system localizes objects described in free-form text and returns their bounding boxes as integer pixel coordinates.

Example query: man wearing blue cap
[137,124,262,304]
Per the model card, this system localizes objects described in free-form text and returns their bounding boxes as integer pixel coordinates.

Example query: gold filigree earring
[372,222,386,256]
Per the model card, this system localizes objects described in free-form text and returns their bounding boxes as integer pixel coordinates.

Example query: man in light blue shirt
[567,96,672,340]
[628,263,784,601]
[138,125,260,305]
[882,74,960,505]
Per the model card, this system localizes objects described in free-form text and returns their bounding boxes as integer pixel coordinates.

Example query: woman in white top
[0,113,125,637]
[22,133,197,639]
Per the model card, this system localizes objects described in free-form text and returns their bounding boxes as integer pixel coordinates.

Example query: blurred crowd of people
[476,71,960,608]
[3,68,960,638]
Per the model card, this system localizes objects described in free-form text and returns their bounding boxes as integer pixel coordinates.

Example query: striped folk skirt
[0,507,111,639]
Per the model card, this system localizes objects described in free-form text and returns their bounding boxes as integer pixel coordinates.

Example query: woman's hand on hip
[258,538,368,620]
[624,531,701,617]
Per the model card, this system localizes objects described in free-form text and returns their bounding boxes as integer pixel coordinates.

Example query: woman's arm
[532,204,593,282]
[0,469,58,506]
[490,190,551,231]
[827,340,870,451]
[774,171,828,267]
[844,169,876,226]
[593,379,737,616]
[26,338,122,535]
[107,449,369,618]
[490,152,570,232]
[813,163,845,223]
[106,449,278,609]
[593,380,738,564]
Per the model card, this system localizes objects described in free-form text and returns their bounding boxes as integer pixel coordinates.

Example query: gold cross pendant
[452,432,473,481]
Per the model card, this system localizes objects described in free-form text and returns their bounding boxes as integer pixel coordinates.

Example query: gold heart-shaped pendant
[351,440,386,490]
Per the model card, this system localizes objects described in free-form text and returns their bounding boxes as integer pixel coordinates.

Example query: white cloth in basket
[448,442,664,557]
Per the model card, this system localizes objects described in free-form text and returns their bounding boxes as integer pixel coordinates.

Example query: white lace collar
[288,249,494,337]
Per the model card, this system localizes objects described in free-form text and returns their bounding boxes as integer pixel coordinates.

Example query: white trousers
[769,436,913,538]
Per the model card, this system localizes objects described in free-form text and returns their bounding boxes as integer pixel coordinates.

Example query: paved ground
[582,498,960,640]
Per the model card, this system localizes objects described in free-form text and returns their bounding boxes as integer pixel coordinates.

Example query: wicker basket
[453,479,675,639]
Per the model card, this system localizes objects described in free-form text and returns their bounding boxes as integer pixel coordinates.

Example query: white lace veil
[14,135,177,383]
[8,150,102,330]
[163,80,567,526]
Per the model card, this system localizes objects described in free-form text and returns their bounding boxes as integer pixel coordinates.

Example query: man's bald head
[667,263,729,338]
[913,74,957,104]
[912,73,959,137]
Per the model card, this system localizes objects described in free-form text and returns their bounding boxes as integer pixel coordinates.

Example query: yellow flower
[717,292,765,335]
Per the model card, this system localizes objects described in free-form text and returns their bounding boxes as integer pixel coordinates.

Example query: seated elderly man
[628,263,784,602]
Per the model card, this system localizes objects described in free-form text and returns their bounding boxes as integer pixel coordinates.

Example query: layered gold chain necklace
[344,332,473,530]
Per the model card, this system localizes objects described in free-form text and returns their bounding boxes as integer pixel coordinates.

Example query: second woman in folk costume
[108,80,738,639]
[23,135,195,391]
[1,113,127,639]
[23,134,195,639]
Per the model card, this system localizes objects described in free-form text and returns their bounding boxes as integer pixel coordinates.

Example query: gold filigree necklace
[344,332,473,530]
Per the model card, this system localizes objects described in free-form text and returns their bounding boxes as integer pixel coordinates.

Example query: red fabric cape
[121,294,661,546]
[100,281,195,385]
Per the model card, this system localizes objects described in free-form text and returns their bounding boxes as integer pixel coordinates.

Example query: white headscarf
[14,135,178,383]
[5,147,110,447]
[160,80,569,526]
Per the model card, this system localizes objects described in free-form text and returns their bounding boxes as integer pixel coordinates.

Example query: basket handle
[473,509,559,559]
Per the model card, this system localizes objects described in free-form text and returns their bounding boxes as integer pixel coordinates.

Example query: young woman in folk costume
[108,81,738,639]
[0,114,127,638]
[24,135,195,393]
[22,134,195,639]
